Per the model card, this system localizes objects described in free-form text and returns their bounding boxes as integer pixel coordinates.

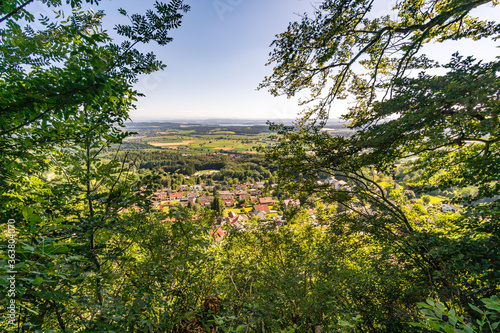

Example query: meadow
[124,125,276,154]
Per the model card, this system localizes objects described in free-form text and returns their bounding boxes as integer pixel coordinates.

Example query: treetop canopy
[259,0,500,124]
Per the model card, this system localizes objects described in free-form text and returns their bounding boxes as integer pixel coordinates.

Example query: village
[140,174,460,242]
[149,178,302,240]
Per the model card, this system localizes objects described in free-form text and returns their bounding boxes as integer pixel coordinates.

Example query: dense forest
[118,150,273,180]
[1,0,500,332]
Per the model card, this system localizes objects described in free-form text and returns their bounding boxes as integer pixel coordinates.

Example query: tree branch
[0,0,34,23]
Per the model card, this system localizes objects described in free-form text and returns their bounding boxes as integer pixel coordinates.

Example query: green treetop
[260,0,500,124]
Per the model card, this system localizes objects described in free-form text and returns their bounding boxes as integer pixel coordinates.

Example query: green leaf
[469,303,483,314]
[482,296,500,312]
[22,206,34,220]
[443,326,455,333]
[448,315,457,327]
[339,320,353,327]
[436,302,445,311]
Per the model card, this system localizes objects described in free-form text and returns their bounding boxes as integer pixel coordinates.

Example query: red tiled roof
[259,197,276,204]
[253,204,270,213]
[209,228,226,241]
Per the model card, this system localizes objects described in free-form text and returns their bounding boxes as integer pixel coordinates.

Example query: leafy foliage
[412,296,500,332]
[259,0,500,327]
[260,0,500,123]
[1,0,499,331]
[264,55,500,314]
[0,0,191,331]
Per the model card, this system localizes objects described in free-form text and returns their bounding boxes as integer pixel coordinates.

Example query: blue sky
[30,0,500,121]
[99,0,317,121]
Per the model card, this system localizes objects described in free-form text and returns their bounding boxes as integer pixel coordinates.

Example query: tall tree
[266,54,500,302]
[0,0,189,185]
[260,0,500,318]
[260,0,500,124]
[0,0,190,330]
[211,195,224,217]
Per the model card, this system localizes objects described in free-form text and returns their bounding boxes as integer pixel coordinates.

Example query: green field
[428,195,446,204]
[124,128,276,155]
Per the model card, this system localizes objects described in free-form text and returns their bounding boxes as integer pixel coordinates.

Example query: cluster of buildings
[123,175,365,241]
[147,176,358,240]
[151,181,270,211]
[147,180,309,240]
[125,174,460,241]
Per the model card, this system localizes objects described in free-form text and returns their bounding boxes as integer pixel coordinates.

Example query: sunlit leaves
[263,50,500,320]
[0,1,190,331]
[260,0,498,122]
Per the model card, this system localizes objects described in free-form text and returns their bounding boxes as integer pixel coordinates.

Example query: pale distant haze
[77,1,500,120]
